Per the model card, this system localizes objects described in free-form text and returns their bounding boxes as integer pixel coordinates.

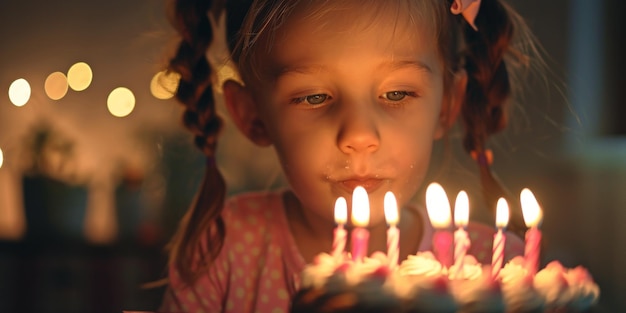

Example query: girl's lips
[339,178,384,194]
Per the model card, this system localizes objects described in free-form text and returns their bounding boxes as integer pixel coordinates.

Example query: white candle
[384,191,400,269]
[491,198,509,279]
[332,197,348,259]
[351,186,370,262]
[425,183,453,268]
[520,188,543,275]
[453,190,470,278]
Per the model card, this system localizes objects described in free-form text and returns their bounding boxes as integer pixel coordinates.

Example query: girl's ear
[222,79,273,147]
[434,70,467,139]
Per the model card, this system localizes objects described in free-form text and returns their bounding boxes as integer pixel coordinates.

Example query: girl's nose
[337,107,381,155]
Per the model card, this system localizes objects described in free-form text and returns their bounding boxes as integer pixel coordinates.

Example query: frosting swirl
[565,265,600,311]
[449,256,504,313]
[343,252,388,286]
[534,261,571,308]
[448,255,482,281]
[499,256,544,312]
[300,252,342,289]
[398,251,445,277]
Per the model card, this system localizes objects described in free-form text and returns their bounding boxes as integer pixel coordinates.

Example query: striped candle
[491,198,509,279]
[384,192,400,269]
[332,197,348,258]
[452,191,470,278]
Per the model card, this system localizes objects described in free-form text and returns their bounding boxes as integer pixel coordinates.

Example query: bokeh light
[0,147,4,168]
[67,62,93,91]
[150,70,180,100]
[8,78,31,107]
[44,71,69,100]
[107,87,135,117]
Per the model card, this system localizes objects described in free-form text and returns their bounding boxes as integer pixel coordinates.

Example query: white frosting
[394,252,457,312]
[449,256,505,313]
[392,251,445,299]
[533,261,572,308]
[297,251,599,313]
[300,252,342,289]
[499,256,545,312]
[564,265,600,311]
[398,251,445,277]
[448,255,482,281]
[343,253,388,286]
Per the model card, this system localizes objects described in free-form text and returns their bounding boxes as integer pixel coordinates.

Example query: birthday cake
[290,251,599,313]
[290,185,600,313]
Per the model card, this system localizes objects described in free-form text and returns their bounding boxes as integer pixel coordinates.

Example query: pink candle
[491,198,509,279]
[384,191,400,269]
[524,227,542,274]
[520,188,543,275]
[332,197,348,259]
[433,231,453,268]
[453,191,470,278]
[425,183,453,268]
[350,186,370,262]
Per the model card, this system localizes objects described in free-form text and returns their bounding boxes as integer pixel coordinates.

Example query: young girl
[159,0,539,311]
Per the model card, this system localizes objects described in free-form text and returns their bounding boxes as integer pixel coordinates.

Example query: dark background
[0,0,624,312]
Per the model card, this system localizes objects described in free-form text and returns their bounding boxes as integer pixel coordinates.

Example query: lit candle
[491,198,509,279]
[453,190,470,278]
[425,183,453,268]
[520,188,543,275]
[332,197,348,259]
[384,191,400,269]
[351,186,370,262]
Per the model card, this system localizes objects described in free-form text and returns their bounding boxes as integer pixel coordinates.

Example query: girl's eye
[291,93,330,106]
[305,94,328,104]
[383,91,410,101]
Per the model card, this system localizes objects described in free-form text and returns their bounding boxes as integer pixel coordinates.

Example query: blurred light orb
[67,62,93,91]
[107,87,135,117]
[0,147,4,168]
[8,78,31,107]
[45,71,69,100]
[150,70,180,100]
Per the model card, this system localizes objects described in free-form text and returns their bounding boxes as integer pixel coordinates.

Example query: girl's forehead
[247,0,441,79]
[281,0,437,40]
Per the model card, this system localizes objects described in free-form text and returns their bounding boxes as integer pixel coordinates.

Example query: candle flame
[520,188,543,227]
[425,182,452,229]
[334,197,347,225]
[495,197,510,228]
[384,191,399,226]
[454,190,469,227]
[351,186,370,227]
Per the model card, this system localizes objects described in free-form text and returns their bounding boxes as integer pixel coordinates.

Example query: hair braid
[460,0,527,237]
[166,0,228,284]
[462,0,512,153]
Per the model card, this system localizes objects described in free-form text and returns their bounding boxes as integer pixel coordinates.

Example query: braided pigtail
[165,0,228,284]
[459,0,530,237]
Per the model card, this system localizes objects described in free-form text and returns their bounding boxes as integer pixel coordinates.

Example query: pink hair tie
[450,0,482,31]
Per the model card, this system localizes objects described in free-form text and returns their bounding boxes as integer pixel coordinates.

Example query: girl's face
[229,2,457,227]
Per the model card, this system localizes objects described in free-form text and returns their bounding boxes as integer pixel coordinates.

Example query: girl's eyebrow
[275,64,327,77]
[274,59,433,79]
[380,60,433,73]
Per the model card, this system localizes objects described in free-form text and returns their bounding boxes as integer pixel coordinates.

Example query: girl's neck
[283,191,424,263]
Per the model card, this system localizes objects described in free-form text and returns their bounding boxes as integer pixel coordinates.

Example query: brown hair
[456,0,537,236]
[165,0,538,285]
[164,0,227,284]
